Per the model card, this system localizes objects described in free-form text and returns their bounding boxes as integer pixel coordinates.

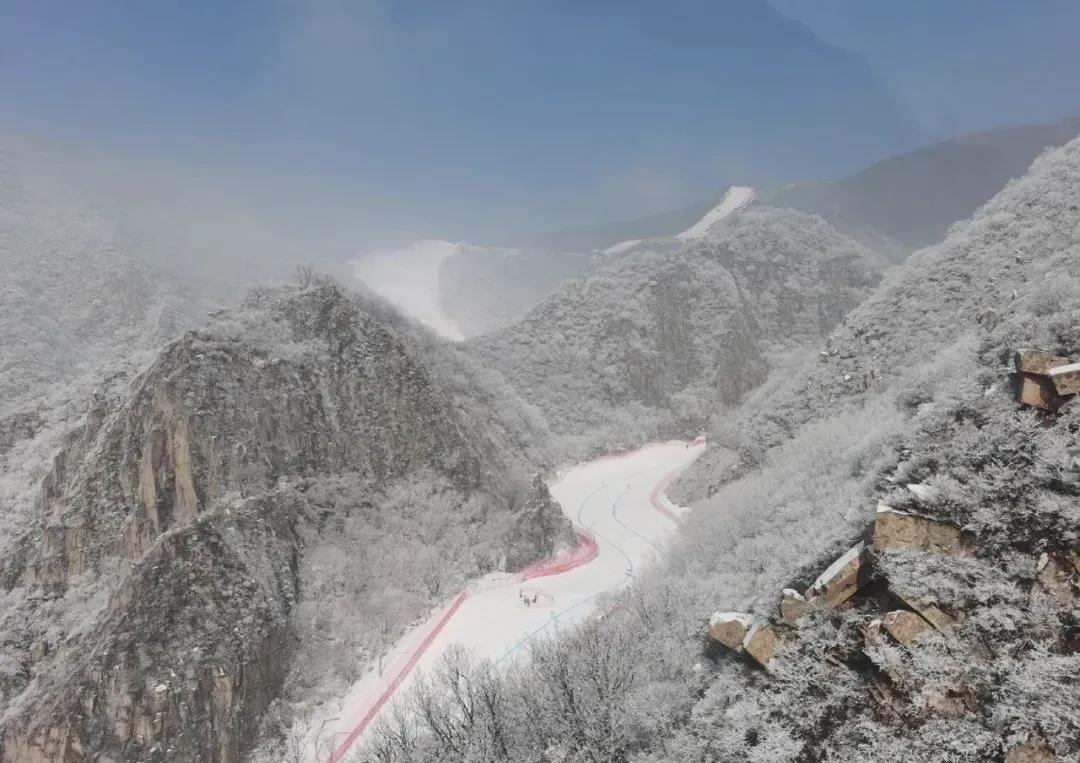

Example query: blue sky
[2,1,1079,246]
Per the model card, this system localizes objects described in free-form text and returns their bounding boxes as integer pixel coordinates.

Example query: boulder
[1049,362,1080,395]
[872,504,963,555]
[780,588,808,626]
[1014,349,1071,375]
[805,541,870,609]
[708,611,752,649]
[1018,372,1066,411]
[742,622,778,669]
[882,610,931,645]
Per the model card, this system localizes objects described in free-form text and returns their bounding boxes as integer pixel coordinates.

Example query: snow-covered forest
[4,4,1080,762]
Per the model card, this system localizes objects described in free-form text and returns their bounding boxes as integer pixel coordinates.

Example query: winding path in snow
[319,439,706,762]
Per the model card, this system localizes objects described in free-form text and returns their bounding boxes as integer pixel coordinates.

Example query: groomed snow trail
[676,185,756,239]
[318,439,705,762]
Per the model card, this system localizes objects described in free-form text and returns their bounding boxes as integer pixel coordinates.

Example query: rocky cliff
[0,279,555,761]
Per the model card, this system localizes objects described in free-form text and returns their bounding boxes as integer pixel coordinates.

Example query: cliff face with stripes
[0,280,555,762]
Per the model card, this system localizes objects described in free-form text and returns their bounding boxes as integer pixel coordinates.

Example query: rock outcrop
[708,612,753,649]
[1005,742,1057,763]
[871,504,965,556]
[709,497,969,667]
[1,281,556,761]
[780,589,808,626]
[881,610,930,645]
[742,622,778,669]
[805,541,870,610]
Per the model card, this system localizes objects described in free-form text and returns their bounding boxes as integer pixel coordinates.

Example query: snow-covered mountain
[1,280,557,761]
[469,206,882,455]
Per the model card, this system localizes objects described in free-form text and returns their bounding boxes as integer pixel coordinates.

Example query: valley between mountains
[3,124,1080,763]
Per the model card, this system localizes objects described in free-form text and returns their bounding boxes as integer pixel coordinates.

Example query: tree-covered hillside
[362,133,1080,763]
[469,207,882,456]
[0,279,557,762]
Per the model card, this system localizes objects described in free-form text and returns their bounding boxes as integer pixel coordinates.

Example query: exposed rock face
[881,610,930,645]
[20,287,495,587]
[871,506,963,556]
[1015,349,1071,376]
[742,622,778,669]
[806,541,870,609]
[889,590,956,631]
[1018,373,1066,412]
[780,589,808,626]
[504,474,575,572]
[1005,743,1057,763]
[1048,362,1080,395]
[1,282,553,761]
[8,494,297,763]
[708,612,753,649]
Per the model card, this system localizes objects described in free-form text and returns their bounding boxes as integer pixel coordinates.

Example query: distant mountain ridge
[469,206,883,455]
[766,116,1080,257]
[520,117,1080,261]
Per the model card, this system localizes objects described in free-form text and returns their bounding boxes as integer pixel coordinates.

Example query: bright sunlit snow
[602,238,644,255]
[314,440,706,762]
[676,185,757,239]
[351,239,464,340]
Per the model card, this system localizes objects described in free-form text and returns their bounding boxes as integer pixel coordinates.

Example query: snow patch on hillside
[676,185,757,239]
[351,240,464,340]
[602,238,643,255]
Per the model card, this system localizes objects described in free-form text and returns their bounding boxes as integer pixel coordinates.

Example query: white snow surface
[876,501,904,514]
[709,611,753,628]
[351,239,464,340]
[906,482,936,501]
[602,238,643,255]
[312,439,706,761]
[676,185,757,240]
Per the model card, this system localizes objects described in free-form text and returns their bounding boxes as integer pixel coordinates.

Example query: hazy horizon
[4,1,1080,252]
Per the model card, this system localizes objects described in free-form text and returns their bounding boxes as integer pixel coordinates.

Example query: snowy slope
[601,238,644,255]
[676,185,757,239]
[313,440,706,761]
[351,240,464,340]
